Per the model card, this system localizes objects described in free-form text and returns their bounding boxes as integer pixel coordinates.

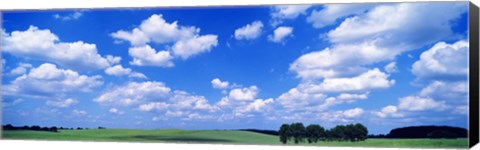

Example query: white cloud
[112,14,218,62]
[106,55,122,65]
[2,26,111,71]
[46,98,78,108]
[10,63,32,75]
[165,110,183,117]
[228,86,259,101]
[234,21,264,40]
[72,109,87,116]
[170,91,218,112]
[128,45,174,67]
[412,40,468,79]
[373,105,404,118]
[111,28,150,46]
[94,81,218,116]
[104,64,148,79]
[384,62,398,73]
[290,43,391,79]
[268,26,293,43]
[292,3,466,81]
[244,98,274,112]
[182,113,215,121]
[270,5,311,26]
[105,65,132,76]
[138,102,169,112]
[277,88,327,110]
[94,81,171,106]
[343,108,364,118]
[211,78,230,89]
[3,63,103,97]
[128,72,148,79]
[298,68,395,93]
[398,96,447,111]
[109,108,125,115]
[54,12,83,21]
[336,92,368,100]
[172,34,218,59]
[307,4,374,28]
[419,81,467,102]
[328,3,466,46]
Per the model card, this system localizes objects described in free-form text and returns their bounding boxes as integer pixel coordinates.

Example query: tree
[3,124,14,130]
[31,125,41,131]
[278,124,292,144]
[50,126,58,132]
[354,123,368,141]
[290,122,307,144]
[306,124,324,143]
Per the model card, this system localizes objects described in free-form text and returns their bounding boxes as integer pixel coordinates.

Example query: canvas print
[0,2,472,148]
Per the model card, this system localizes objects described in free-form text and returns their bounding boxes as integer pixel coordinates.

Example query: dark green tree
[290,122,307,144]
[278,124,292,144]
[354,123,368,141]
[306,124,324,143]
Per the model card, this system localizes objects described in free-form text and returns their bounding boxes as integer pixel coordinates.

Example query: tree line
[278,122,368,144]
[2,124,107,132]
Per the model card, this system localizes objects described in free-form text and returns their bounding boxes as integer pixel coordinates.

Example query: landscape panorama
[0,2,471,148]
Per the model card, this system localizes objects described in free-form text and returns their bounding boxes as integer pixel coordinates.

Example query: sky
[0,2,470,134]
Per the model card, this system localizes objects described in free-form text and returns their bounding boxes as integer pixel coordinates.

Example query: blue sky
[1,2,470,134]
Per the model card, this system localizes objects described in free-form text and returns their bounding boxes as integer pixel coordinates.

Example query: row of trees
[2,124,108,132]
[278,123,368,144]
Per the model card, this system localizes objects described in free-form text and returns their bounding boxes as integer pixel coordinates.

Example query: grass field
[1,129,468,148]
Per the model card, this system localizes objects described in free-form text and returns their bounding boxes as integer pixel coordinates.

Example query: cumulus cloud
[9,63,32,75]
[270,5,311,26]
[412,40,468,79]
[234,21,264,40]
[72,109,87,116]
[292,3,466,81]
[228,86,259,101]
[94,81,218,118]
[211,78,230,89]
[419,81,467,102]
[94,81,171,106]
[343,108,364,118]
[104,64,147,79]
[46,98,78,108]
[2,26,111,71]
[298,68,395,93]
[128,45,174,67]
[307,4,374,28]
[128,72,148,79]
[384,62,398,73]
[139,102,169,112]
[112,14,218,62]
[398,96,447,111]
[54,12,83,21]
[3,63,103,97]
[105,55,122,65]
[172,34,218,59]
[290,43,392,79]
[277,88,328,110]
[105,65,132,76]
[109,108,125,115]
[373,105,404,118]
[268,26,293,43]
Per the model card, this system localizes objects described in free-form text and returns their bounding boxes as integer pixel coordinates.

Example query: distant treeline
[237,129,278,136]
[387,126,467,139]
[278,122,368,144]
[2,124,107,132]
[368,126,467,139]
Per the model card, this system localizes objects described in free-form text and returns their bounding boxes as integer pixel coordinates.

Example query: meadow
[1,129,468,148]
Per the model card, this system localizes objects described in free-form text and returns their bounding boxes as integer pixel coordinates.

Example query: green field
[1,129,468,148]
